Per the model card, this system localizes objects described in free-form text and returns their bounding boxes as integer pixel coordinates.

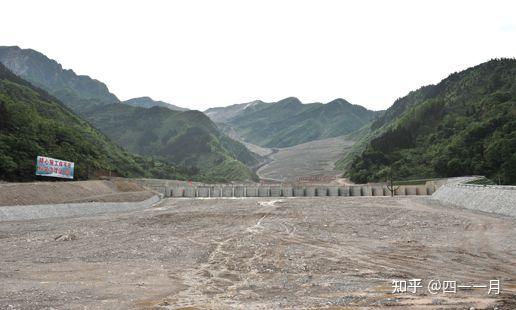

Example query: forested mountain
[206,97,378,148]
[0,46,258,182]
[83,104,257,182]
[123,96,188,111]
[0,63,188,181]
[0,46,118,114]
[344,59,516,184]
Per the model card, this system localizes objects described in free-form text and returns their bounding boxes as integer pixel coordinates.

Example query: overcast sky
[2,0,516,111]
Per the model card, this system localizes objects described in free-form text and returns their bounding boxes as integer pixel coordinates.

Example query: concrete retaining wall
[161,184,432,198]
[0,195,162,221]
[431,181,516,217]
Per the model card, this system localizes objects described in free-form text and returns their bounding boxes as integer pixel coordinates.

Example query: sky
[2,0,516,111]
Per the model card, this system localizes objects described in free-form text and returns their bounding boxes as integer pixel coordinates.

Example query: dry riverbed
[0,197,515,309]
[257,136,354,182]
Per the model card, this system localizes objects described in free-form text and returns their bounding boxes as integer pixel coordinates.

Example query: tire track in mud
[157,198,516,309]
[170,199,285,309]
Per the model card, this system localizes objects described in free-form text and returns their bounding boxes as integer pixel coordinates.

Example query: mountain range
[1,46,514,185]
[123,96,188,111]
[205,97,380,148]
[0,62,188,181]
[0,46,257,182]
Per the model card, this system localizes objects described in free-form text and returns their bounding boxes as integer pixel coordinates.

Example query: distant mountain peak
[123,96,188,111]
[327,98,352,105]
[277,97,302,105]
[0,45,119,112]
[206,96,376,148]
[243,100,265,110]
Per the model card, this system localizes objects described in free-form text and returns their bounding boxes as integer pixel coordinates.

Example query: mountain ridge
[0,62,189,181]
[0,46,258,182]
[342,58,516,184]
[206,97,380,148]
[123,96,188,111]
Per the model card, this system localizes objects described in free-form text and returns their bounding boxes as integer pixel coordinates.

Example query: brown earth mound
[0,179,155,206]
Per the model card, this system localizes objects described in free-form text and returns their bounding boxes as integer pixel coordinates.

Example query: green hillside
[345,59,516,185]
[83,104,257,182]
[0,46,258,182]
[0,63,189,181]
[212,97,378,148]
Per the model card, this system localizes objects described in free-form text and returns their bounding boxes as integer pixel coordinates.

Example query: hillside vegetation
[0,63,189,181]
[345,59,516,185]
[0,46,257,182]
[0,46,118,114]
[207,97,378,148]
[84,104,258,182]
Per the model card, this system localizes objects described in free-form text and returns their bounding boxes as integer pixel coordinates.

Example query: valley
[2,3,516,310]
[256,135,354,182]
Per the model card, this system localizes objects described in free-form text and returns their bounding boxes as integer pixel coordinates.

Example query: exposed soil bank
[0,179,153,206]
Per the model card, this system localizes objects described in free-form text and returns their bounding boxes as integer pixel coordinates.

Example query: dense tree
[346,59,516,185]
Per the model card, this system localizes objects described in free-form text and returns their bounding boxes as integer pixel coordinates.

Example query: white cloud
[2,0,515,111]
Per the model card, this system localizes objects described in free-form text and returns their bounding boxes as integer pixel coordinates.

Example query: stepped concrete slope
[0,195,161,221]
[432,177,516,217]
[0,180,160,221]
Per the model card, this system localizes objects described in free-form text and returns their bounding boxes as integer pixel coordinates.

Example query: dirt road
[0,197,514,309]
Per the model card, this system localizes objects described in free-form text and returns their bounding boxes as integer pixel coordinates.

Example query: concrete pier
[339,187,349,196]
[172,188,184,197]
[197,187,210,197]
[350,186,361,196]
[246,187,258,197]
[361,186,373,196]
[221,187,233,197]
[234,186,246,197]
[372,186,384,196]
[328,187,339,196]
[405,186,417,195]
[305,187,316,197]
[258,187,270,197]
[270,187,282,197]
[184,187,196,197]
[282,187,293,197]
[211,187,221,197]
[293,187,305,197]
[395,187,406,196]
